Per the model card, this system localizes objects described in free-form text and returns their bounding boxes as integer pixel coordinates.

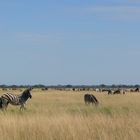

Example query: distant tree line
[0,84,139,89]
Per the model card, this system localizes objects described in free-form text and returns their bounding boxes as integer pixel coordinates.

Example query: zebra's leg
[3,102,9,110]
[88,102,91,105]
[1,99,9,111]
[91,101,94,106]
[85,101,87,105]
[95,101,99,107]
[2,98,7,109]
[20,104,26,110]
[85,101,88,105]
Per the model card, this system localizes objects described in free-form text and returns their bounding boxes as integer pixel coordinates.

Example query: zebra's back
[1,93,20,105]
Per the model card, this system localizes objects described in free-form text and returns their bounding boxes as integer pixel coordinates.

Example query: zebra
[0,88,32,110]
[108,89,113,95]
[113,89,125,95]
[113,89,121,94]
[135,88,139,92]
[84,94,99,106]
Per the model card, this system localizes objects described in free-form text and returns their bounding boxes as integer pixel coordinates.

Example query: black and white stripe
[0,88,32,110]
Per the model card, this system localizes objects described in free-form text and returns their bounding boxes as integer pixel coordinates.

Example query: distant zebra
[0,88,32,110]
[108,90,113,95]
[113,89,125,95]
[113,89,121,94]
[135,88,139,92]
[84,94,99,106]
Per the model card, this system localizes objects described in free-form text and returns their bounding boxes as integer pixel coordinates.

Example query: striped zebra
[84,93,99,106]
[0,88,32,110]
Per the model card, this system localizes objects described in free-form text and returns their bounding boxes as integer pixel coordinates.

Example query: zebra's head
[27,87,32,99]
[22,88,32,100]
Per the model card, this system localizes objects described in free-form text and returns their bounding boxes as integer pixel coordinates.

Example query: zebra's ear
[28,87,33,91]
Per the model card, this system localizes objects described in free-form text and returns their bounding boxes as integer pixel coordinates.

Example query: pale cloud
[14,32,64,47]
[17,32,49,42]
[67,5,140,21]
[128,0,140,3]
[86,6,140,13]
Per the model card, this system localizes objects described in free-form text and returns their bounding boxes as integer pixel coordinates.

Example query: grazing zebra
[113,89,121,94]
[135,88,139,92]
[113,89,125,95]
[0,88,32,110]
[84,94,99,106]
[108,90,113,95]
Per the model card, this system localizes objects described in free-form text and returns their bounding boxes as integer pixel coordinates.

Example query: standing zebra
[0,88,32,110]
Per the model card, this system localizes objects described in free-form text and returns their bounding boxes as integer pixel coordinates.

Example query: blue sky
[0,0,140,85]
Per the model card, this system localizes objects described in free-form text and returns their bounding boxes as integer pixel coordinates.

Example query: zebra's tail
[0,97,3,109]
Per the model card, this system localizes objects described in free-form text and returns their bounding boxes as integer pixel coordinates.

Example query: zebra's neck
[19,93,30,102]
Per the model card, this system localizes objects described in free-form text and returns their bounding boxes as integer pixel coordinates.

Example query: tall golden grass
[0,89,140,140]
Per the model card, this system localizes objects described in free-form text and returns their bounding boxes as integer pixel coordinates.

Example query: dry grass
[0,89,140,140]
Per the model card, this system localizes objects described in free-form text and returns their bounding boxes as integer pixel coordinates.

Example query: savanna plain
[0,89,140,140]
